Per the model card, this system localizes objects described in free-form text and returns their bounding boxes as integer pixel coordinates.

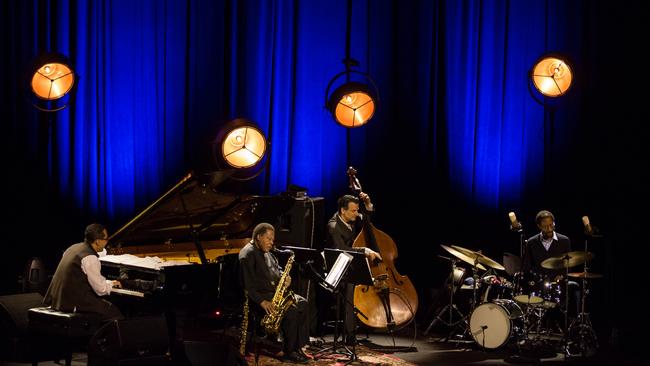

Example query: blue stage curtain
[2,0,590,221]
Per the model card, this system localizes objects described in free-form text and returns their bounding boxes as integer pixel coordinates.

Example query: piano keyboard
[111,288,145,297]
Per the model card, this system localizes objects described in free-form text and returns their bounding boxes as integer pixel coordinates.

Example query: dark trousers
[343,283,355,337]
[281,295,310,353]
[97,299,125,322]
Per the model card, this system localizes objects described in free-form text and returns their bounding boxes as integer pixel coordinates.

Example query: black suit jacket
[238,242,281,306]
[522,232,571,278]
[326,213,366,252]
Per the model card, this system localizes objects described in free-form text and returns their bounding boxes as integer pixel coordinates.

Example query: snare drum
[469,299,524,349]
[513,272,563,307]
[513,272,545,305]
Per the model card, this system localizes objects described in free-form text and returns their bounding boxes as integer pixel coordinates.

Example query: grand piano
[101,171,294,315]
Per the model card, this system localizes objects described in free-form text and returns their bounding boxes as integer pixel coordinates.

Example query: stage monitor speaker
[275,196,325,250]
[21,257,48,294]
[0,292,44,360]
[87,316,170,366]
[183,340,246,366]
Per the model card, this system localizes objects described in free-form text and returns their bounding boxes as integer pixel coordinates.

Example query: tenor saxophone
[261,253,297,336]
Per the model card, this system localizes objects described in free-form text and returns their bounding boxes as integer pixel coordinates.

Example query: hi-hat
[449,245,505,270]
[440,245,486,270]
[541,251,594,269]
[568,271,603,279]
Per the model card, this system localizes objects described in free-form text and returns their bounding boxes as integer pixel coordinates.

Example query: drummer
[522,210,579,316]
[522,210,571,281]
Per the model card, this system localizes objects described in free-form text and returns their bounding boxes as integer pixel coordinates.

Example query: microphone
[509,212,522,231]
[582,216,595,235]
[272,247,294,255]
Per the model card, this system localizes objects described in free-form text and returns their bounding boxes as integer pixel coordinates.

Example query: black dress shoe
[299,348,312,360]
[344,335,357,346]
[282,351,309,364]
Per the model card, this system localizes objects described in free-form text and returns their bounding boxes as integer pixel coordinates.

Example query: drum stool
[28,307,102,366]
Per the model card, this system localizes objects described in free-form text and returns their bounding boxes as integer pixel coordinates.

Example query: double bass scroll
[347,167,419,330]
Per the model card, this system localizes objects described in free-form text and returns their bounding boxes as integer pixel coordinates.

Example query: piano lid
[108,171,293,248]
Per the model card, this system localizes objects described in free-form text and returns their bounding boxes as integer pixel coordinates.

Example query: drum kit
[425,244,602,355]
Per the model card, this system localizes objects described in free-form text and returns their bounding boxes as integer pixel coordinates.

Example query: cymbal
[540,251,594,269]
[568,271,604,279]
[450,245,505,270]
[440,245,486,270]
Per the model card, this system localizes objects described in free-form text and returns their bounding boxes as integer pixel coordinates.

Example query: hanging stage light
[324,0,379,128]
[28,53,76,112]
[212,118,268,181]
[326,77,377,128]
[531,55,573,98]
[221,124,267,169]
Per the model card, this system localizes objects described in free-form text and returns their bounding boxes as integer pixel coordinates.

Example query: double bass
[348,167,419,330]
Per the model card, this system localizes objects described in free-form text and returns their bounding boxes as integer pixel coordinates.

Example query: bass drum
[469,299,524,349]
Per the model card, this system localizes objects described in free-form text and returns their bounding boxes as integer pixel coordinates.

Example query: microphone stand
[510,224,526,272]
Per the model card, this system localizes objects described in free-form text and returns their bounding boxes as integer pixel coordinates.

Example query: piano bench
[28,307,103,366]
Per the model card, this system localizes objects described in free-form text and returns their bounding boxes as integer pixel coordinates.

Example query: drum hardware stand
[469,257,483,311]
[556,254,572,357]
[450,256,487,345]
[566,236,598,357]
[424,256,467,335]
[447,258,485,346]
[524,305,561,347]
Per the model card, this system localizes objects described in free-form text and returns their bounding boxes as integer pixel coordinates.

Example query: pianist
[44,223,124,322]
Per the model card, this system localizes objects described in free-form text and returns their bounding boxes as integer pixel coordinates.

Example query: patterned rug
[244,345,416,365]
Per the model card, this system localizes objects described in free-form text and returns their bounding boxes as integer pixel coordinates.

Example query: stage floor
[3,326,644,366]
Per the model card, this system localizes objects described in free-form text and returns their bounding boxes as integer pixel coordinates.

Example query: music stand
[277,245,326,282]
[277,245,326,341]
[313,249,373,364]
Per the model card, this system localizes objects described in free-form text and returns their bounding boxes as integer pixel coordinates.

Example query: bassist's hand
[364,248,382,262]
[359,192,374,211]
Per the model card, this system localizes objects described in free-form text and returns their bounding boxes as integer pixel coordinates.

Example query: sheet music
[100,254,192,270]
[323,252,353,290]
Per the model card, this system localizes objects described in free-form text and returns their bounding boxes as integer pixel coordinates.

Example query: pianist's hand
[112,280,122,289]
[260,300,273,314]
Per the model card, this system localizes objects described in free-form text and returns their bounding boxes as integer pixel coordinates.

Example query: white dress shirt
[540,231,558,251]
[80,249,113,296]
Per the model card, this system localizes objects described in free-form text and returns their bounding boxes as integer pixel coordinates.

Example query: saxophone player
[239,222,311,363]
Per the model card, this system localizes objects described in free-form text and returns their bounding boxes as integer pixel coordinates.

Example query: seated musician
[522,210,571,281]
[522,210,579,315]
[44,223,124,322]
[239,223,310,364]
